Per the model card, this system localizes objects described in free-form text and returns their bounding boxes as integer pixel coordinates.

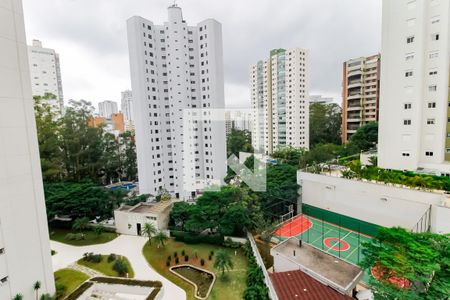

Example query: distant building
[378,0,450,174]
[98,100,118,119]
[28,39,64,114]
[0,1,55,298]
[112,112,125,134]
[121,90,134,131]
[88,113,124,136]
[225,109,252,135]
[250,48,310,155]
[127,5,227,199]
[310,95,334,104]
[341,54,380,143]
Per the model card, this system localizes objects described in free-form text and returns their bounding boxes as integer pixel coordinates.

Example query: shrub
[208,255,212,261]
[175,257,179,264]
[194,251,198,259]
[174,251,178,258]
[210,250,214,256]
[200,258,205,266]
[90,277,162,288]
[83,252,101,263]
[166,260,170,267]
[107,253,117,263]
[113,259,129,276]
[184,255,189,262]
[223,237,241,249]
[181,249,185,256]
[55,282,66,299]
[167,255,171,261]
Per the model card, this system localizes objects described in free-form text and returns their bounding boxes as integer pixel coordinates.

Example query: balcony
[347,93,362,100]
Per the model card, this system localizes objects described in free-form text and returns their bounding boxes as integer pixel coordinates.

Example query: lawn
[54,268,89,299]
[77,254,135,278]
[143,239,248,300]
[49,227,118,246]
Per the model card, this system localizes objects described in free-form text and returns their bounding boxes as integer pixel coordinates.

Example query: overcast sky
[22,0,382,109]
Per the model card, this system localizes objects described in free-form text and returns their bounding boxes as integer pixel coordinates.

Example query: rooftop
[270,270,353,300]
[117,201,173,215]
[271,237,363,293]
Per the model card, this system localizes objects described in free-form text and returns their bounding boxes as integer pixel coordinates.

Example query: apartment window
[404,103,412,109]
[429,51,439,59]
[0,276,7,285]
[0,248,4,255]
[405,53,415,61]
[404,119,412,125]
[402,152,411,157]
[405,71,413,77]
[429,85,437,92]
[428,102,436,108]
[431,16,440,24]
[432,33,440,41]
[406,36,415,44]
[427,119,435,125]
[429,70,438,75]
[425,151,434,157]
[447,148,450,154]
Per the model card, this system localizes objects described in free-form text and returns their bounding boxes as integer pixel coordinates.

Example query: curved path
[51,235,186,300]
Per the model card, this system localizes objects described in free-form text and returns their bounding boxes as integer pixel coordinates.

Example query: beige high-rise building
[341,54,380,143]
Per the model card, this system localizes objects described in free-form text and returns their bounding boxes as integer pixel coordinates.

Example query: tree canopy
[227,128,253,157]
[309,102,342,146]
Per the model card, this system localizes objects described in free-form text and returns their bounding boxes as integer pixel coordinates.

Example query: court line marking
[344,243,360,260]
[326,231,352,253]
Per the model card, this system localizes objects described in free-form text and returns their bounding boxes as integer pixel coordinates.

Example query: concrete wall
[298,171,449,233]
[114,207,171,236]
[432,206,450,234]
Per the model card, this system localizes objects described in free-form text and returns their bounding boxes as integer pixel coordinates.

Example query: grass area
[49,227,118,246]
[54,268,89,299]
[172,266,214,298]
[77,255,135,278]
[143,239,248,300]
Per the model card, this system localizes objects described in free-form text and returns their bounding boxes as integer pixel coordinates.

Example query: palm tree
[142,222,157,244]
[153,231,168,248]
[213,250,233,277]
[12,294,23,300]
[72,217,90,232]
[33,281,41,300]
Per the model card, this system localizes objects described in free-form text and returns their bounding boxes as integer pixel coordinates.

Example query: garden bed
[170,265,215,299]
[49,227,118,246]
[77,253,135,278]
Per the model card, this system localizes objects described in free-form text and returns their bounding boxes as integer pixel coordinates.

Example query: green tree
[309,102,342,146]
[72,217,90,232]
[214,250,234,277]
[272,146,305,166]
[346,122,378,154]
[33,281,41,300]
[227,128,253,157]
[360,227,450,300]
[170,202,193,231]
[121,131,138,181]
[142,222,157,244]
[113,259,129,277]
[218,205,249,236]
[153,231,169,248]
[12,294,23,300]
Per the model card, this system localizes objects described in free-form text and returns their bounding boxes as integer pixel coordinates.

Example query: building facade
[225,109,252,135]
[378,0,450,174]
[121,90,134,131]
[250,48,310,155]
[341,54,380,143]
[0,0,55,298]
[310,95,334,104]
[127,5,226,199]
[28,39,64,114]
[98,100,118,119]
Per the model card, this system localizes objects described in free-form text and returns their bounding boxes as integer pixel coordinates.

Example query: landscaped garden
[49,227,118,246]
[77,253,135,278]
[171,265,215,298]
[143,239,248,300]
[54,268,89,299]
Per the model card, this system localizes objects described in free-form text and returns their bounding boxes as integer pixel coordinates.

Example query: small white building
[114,201,173,236]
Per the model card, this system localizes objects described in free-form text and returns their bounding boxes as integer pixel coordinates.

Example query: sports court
[274,214,373,268]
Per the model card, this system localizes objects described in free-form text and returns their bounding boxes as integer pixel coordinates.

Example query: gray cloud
[22,0,381,108]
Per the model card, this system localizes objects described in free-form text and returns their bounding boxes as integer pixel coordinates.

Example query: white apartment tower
[121,90,134,129]
[0,0,55,299]
[251,48,310,154]
[98,100,118,119]
[127,5,226,199]
[28,39,64,114]
[378,0,450,174]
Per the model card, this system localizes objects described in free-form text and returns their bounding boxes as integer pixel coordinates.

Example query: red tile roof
[270,270,354,300]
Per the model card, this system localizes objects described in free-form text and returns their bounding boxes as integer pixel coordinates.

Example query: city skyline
[22,0,381,108]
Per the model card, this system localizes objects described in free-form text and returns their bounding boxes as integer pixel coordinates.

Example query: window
[432,33,440,41]
[405,71,413,77]
[429,51,439,59]
[429,70,438,75]
[0,248,4,255]
[431,16,440,24]
[427,119,435,125]
[407,36,415,44]
[429,85,437,92]
[405,53,415,61]
[428,102,436,108]
[402,152,411,157]
[404,103,412,109]
[446,148,450,153]
[404,119,412,125]
[407,0,416,9]
[425,151,434,157]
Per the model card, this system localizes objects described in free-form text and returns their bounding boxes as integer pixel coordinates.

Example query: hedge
[64,282,93,300]
[146,287,161,300]
[90,277,162,288]
[170,230,224,245]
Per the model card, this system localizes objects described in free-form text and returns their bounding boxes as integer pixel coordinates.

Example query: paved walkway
[51,235,186,300]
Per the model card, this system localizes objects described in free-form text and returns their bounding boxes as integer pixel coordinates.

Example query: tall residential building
[378,0,450,174]
[0,0,55,299]
[250,48,310,154]
[121,90,134,130]
[98,100,118,118]
[225,109,252,135]
[127,5,226,199]
[310,95,334,104]
[28,39,64,114]
[341,54,380,143]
